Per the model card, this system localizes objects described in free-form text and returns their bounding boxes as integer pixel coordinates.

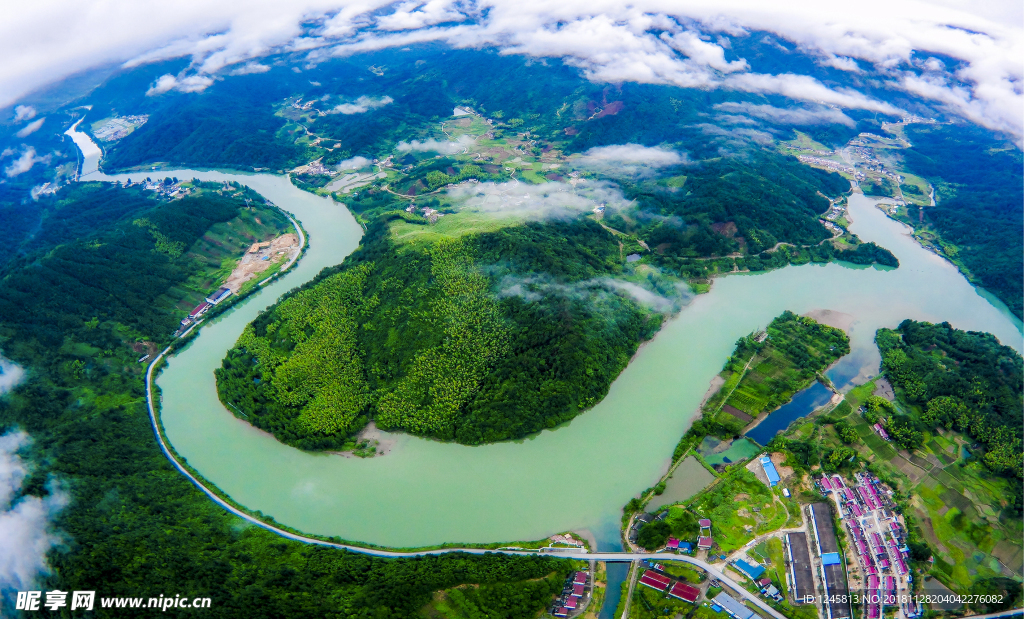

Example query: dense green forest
[876,320,1023,483]
[0,183,569,617]
[899,125,1023,317]
[217,217,665,447]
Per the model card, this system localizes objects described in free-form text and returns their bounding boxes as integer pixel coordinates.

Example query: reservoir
[69,126,1022,548]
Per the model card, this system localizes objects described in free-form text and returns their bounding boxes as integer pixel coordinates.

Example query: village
[619,454,922,619]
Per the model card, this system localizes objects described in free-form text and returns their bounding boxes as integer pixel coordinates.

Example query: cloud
[447,178,631,221]
[13,105,36,122]
[336,155,371,170]
[396,133,474,154]
[714,101,855,126]
[0,430,68,596]
[146,73,216,96]
[15,118,44,137]
[0,0,1020,138]
[575,144,688,175]
[330,95,393,114]
[496,271,691,314]
[0,358,25,395]
[4,147,49,177]
[228,62,270,75]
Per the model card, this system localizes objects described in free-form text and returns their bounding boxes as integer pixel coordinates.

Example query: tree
[834,420,859,444]
[636,521,672,551]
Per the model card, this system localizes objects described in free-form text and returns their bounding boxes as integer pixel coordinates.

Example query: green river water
[76,138,1022,548]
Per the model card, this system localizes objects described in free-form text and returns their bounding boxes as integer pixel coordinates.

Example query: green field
[389,209,524,246]
[709,311,849,433]
[685,468,789,553]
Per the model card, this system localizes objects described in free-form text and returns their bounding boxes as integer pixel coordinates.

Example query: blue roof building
[678,541,693,553]
[760,455,781,487]
[733,558,766,580]
[821,552,842,566]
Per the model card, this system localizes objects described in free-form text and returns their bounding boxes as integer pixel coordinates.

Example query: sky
[1,0,1021,138]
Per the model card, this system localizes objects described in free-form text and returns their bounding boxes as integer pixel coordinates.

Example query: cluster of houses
[551,571,588,617]
[819,473,913,619]
[177,287,232,332]
[632,514,714,553]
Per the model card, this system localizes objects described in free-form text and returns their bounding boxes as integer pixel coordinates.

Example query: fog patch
[396,134,474,154]
[575,144,689,177]
[228,62,270,75]
[331,95,393,114]
[336,156,371,170]
[0,357,25,395]
[15,118,44,138]
[0,430,68,597]
[4,147,50,177]
[496,269,691,314]
[714,102,855,126]
[146,73,216,96]
[448,179,630,221]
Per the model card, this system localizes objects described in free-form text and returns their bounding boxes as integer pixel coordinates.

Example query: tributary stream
[68,127,1022,548]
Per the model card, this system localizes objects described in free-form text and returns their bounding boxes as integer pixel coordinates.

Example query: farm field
[706,312,849,434]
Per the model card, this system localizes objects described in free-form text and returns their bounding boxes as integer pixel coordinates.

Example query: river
[67,126,1022,549]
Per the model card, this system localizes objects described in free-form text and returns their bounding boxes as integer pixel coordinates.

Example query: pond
[744,382,835,445]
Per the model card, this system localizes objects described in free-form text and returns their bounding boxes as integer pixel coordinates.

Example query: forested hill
[0,180,277,347]
[900,125,1023,318]
[217,216,670,449]
[876,320,1023,481]
[0,181,571,618]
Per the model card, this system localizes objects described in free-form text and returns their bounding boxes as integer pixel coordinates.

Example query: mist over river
[71,126,1022,547]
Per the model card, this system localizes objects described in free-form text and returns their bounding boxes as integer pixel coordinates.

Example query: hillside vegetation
[899,125,1023,318]
[216,217,667,448]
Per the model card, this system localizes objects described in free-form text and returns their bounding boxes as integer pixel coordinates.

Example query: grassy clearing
[389,210,523,246]
[686,468,786,554]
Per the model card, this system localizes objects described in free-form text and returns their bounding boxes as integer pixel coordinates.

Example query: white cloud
[0,0,1019,138]
[577,144,687,168]
[0,430,68,595]
[146,73,216,96]
[15,118,45,137]
[336,155,371,170]
[714,101,855,126]
[448,178,631,220]
[330,95,393,114]
[0,358,25,395]
[4,147,49,177]
[396,133,474,154]
[13,105,36,122]
[228,62,270,75]
[377,0,468,31]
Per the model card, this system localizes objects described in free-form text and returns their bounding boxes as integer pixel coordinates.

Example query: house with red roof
[699,519,712,529]
[573,571,587,585]
[564,597,578,610]
[639,570,671,591]
[668,582,701,603]
[698,536,713,550]
[572,584,584,598]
